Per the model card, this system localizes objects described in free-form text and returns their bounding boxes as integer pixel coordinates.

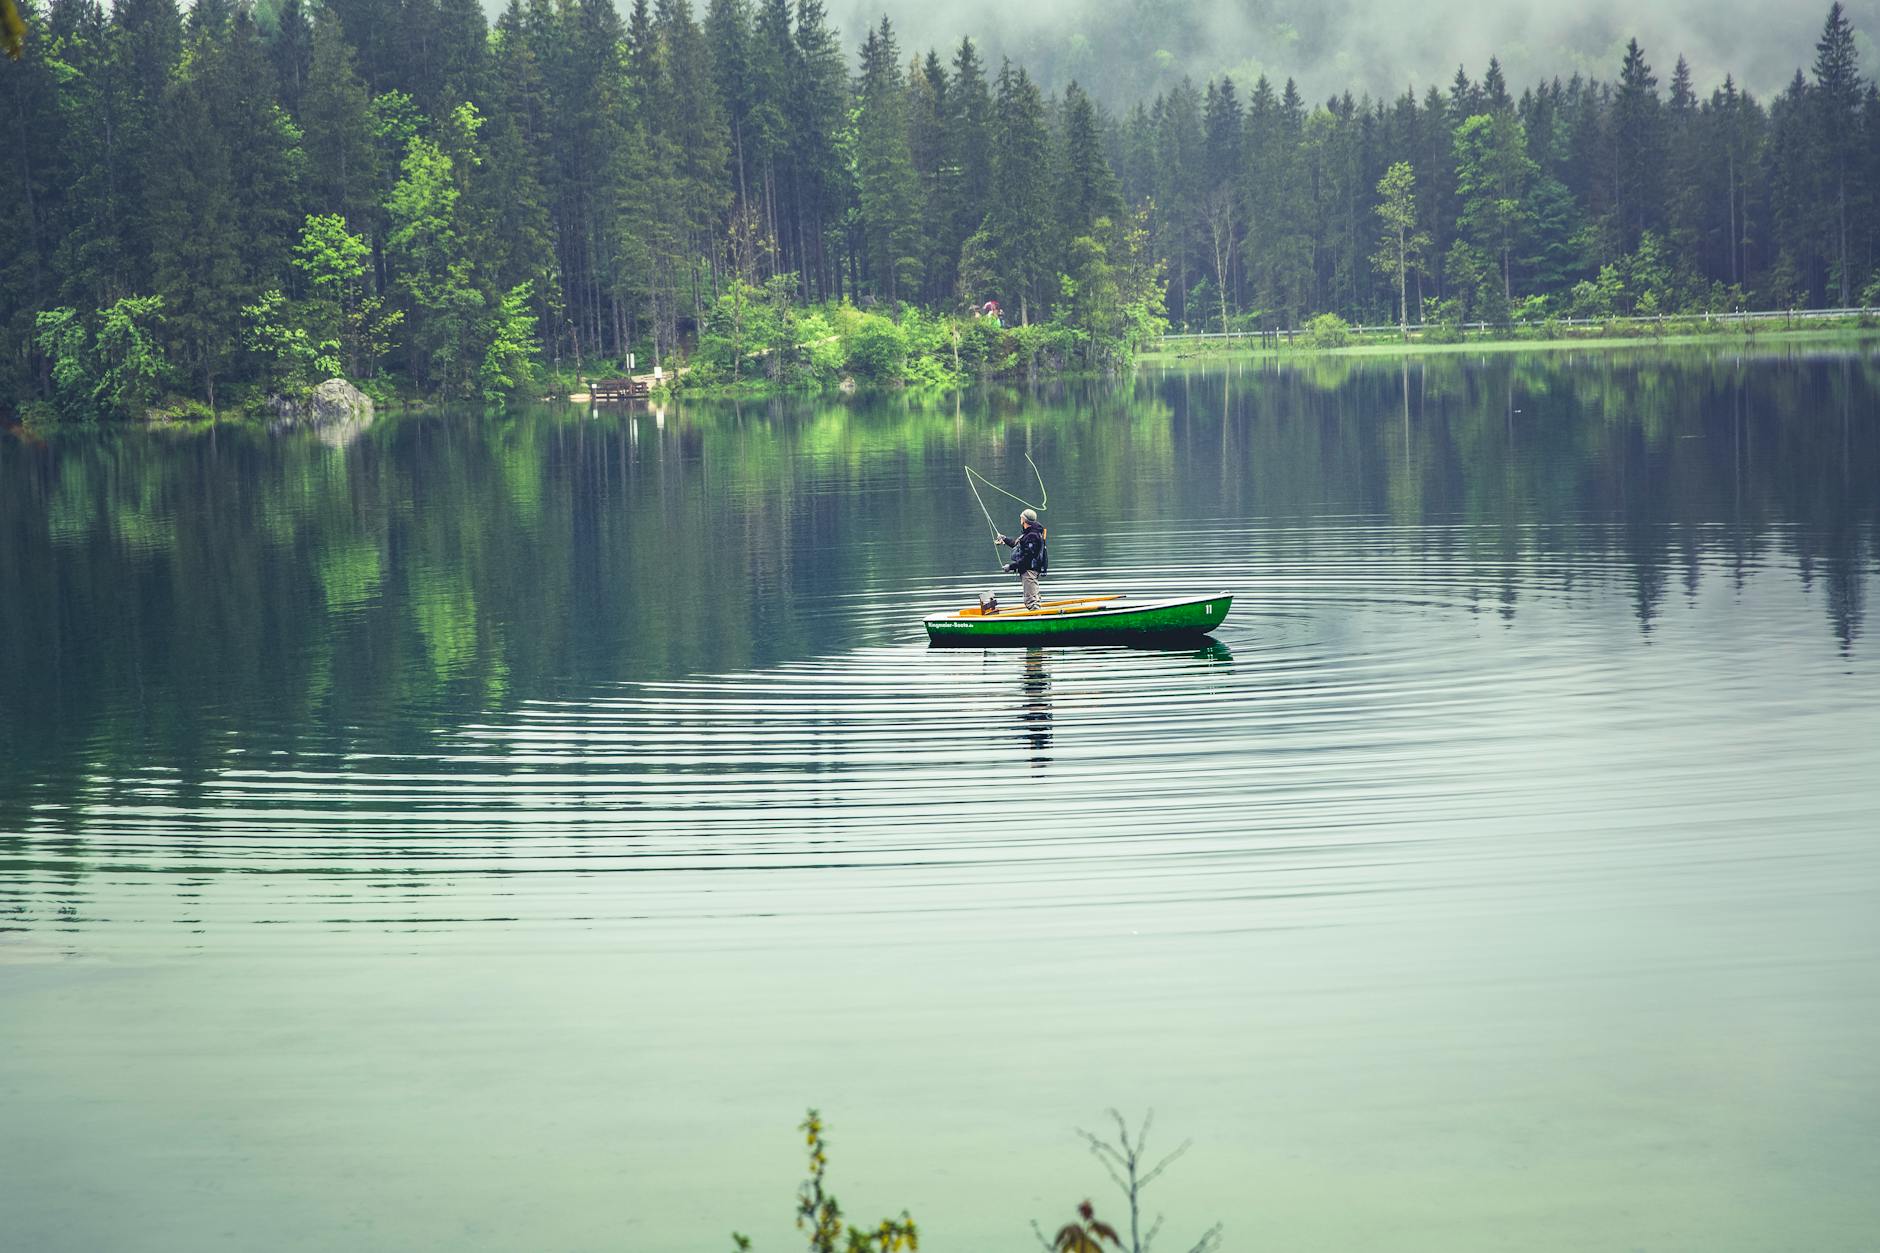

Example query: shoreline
[1142,323,1880,363]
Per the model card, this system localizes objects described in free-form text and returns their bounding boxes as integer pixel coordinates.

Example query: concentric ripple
[5,518,1871,949]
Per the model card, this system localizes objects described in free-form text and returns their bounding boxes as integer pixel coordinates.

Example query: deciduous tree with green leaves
[1372,161,1429,332]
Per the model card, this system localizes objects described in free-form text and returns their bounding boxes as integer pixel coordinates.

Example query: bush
[1302,312,1352,349]
[1009,321,1078,372]
[1420,321,1464,344]
[844,312,907,381]
[954,315,1009,373]
[793,311,846,383]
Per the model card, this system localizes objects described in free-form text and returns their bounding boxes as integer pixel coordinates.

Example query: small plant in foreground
[733,1109,917,1253]
[1038,1199,1124,1252]
[1066,1110,1223,1253]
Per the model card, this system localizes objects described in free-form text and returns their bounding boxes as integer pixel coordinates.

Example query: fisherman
[997,509,1048,610]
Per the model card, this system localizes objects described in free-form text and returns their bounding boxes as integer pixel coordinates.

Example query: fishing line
[963,455,1049,571]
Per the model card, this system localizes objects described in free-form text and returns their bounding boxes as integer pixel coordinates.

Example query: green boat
[924,592,1232,646]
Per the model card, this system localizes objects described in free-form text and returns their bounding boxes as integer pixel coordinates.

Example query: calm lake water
[3,346,1878,1251]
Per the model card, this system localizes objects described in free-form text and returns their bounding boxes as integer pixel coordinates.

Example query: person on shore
[997,509,1048,610]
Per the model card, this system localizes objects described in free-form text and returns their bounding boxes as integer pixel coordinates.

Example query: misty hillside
[820,0,1879,103]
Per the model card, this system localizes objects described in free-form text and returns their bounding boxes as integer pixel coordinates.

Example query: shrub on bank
[1303,313,1353,348]
[845,313,908,381]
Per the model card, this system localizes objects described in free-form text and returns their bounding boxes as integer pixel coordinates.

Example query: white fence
[1158,306,1880,345]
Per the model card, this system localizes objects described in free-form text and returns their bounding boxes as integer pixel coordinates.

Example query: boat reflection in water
[1010,638,1231,769]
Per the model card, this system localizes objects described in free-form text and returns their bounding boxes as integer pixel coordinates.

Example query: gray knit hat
[1020,508,1038,524]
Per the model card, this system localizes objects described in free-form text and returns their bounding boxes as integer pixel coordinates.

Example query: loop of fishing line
[963,455,1048,572]
[962,454,1047,513]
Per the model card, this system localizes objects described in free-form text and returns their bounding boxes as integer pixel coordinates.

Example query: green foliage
[1372,161,1429,329]
[844,313,908,381]
[788,1111,918,1253]
[293,215,401,378]
[103,295,177,413]
[4,0,1876,412]
[1453,112,1536,304]
[1303,312,1353,348]
[35,297,171,419]
[479,282,541,405]
[241,289,340,393]
[294,214,371,300]
[387,133,486,396]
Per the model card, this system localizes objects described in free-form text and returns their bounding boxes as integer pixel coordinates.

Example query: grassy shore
[1141,321,1880,363]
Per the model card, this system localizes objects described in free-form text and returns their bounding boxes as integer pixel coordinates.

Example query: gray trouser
[1020,570,1041,610]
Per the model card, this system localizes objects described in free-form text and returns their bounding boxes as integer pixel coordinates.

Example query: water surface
[3,347,1877,1251]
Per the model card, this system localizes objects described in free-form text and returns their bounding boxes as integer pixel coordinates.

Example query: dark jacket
[1001,522,1047,574]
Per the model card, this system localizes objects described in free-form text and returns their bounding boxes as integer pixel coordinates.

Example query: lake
[3,346,1878,1251]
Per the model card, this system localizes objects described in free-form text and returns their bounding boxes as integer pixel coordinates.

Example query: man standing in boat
[997,510,1048,610]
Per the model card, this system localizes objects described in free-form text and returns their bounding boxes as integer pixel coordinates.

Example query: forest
[1,0,1877,413]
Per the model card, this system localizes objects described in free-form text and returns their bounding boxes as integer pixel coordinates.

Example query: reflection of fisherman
[997,509,1047,610]
[1019,648,1053,766]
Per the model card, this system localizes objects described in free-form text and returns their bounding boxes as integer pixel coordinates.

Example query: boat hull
[924,593,1232,646]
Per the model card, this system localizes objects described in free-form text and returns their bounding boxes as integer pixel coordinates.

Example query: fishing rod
[963,454,1048,570]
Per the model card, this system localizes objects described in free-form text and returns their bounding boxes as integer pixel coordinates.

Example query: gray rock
[269,379,375,444]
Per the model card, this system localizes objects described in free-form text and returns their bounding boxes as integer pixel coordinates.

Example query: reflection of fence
[1160,306,1880,347]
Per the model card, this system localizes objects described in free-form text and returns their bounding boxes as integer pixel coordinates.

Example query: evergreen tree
[853,17,920,304]
[147,65,242,407]
[1454,110,1537,304]
[984,61,1052,323]
[1199,77,1243,328]
[269,0,312,116]
[1056,81,1122,241]
[787,0,846,300]
[1154,78,1203,325]
[301,5,378,230]
[908,49,953,303]
[938,36,993,302]
[1613,38,1663,250]
[1812,2,1863,303]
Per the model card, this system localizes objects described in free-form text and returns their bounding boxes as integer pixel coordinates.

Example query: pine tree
[197,8,302,301]
[270,0,312,116]
[1154,79,1203,325]
[853,17,921,304]
[985,61,1052,323]
[705,0,755,211]
[147,66,242,407]
[0,0,70,395]
[938,36,992,302]
[654,0,730,320]
[1812,2,1862,303]
[1455,110,1537,304]
[787,0,846,300]
[487,0,565,359]
[1057,81,1122,241]
[1766,72,1815,304]
[746,0,799,279]
[301,4,379,230]
[1199,77,1243,328]
[1664,55,1705,260]
[1613,38,1663,250]
[908,49,954,303]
